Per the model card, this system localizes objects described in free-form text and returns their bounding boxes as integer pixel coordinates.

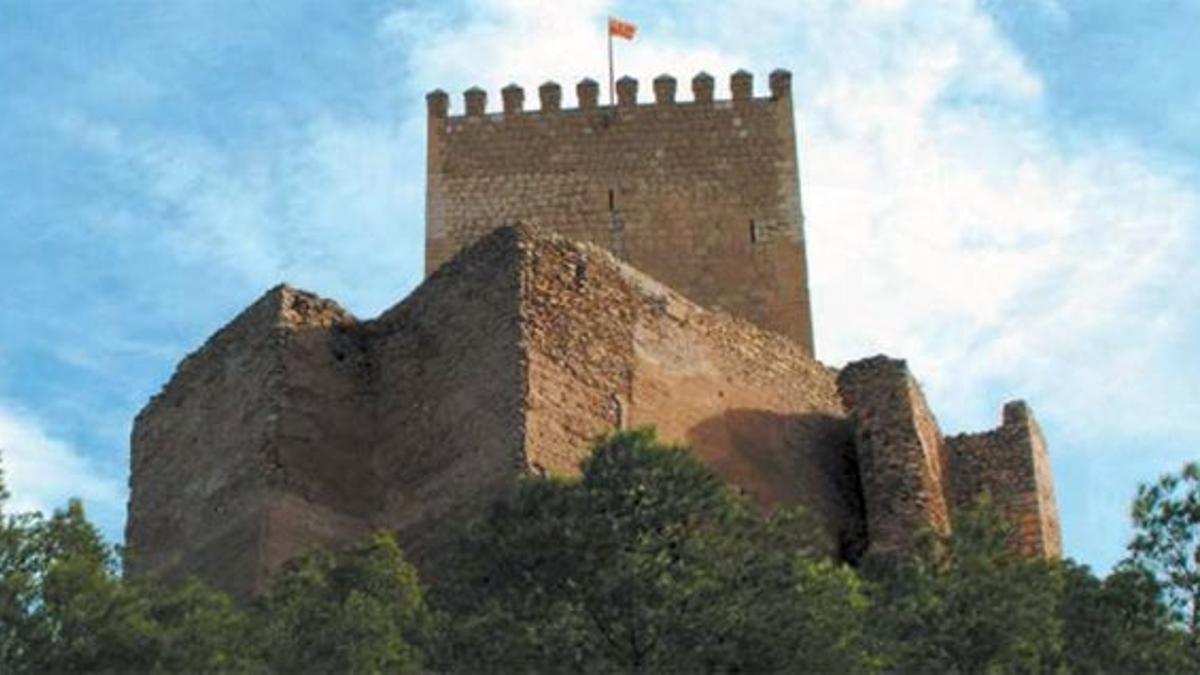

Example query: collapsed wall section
[837,356,1062,559]
[518,228,864,557]
[836,356,953,553]
[946,402,1063,558]
[426,70,814,354]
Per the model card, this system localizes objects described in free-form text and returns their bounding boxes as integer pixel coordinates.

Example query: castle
[125,70,1061,599]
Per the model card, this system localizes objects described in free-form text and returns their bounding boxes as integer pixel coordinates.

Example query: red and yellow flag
[608,16,637,40]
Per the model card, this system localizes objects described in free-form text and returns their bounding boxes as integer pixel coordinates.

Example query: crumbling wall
[128,226,1062,599]
[837,356,952,553]
[255,293,378,579]
[426,70,814,354]
[125,287,375,598]
[519,228,864,556]
[837,357,1062,559]
[947,402,1063,558]
[368,226,527,558]
[520,232,639,476]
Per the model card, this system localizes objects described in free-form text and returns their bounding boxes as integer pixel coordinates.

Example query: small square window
[750,219,765,244]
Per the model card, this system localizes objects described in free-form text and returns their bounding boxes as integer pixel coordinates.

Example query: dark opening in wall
[608,189,615,211]
[750,219,760,244]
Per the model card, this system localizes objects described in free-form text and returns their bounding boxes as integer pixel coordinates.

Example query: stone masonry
[838,357,1060,557]
[125,68,1062,598]
[127,226,1061,598]
[426,70,814,354]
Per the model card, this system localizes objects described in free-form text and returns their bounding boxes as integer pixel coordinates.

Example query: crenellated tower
[425,69,815,355]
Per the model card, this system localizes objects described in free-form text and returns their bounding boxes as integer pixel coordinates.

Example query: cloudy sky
[1,0,1196,572]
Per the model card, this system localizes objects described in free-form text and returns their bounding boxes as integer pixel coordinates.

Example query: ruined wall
[126,287,376,598]
[835,357,1062,559]
[128,226,1061,597]
[520,230,638,476]
[368,226,528,559]
[519,228,864,556]
[836,356,953,553]
[426,70,814,355]
[947,402,1063,558]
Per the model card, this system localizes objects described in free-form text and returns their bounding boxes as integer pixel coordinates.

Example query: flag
[608,16,636,40]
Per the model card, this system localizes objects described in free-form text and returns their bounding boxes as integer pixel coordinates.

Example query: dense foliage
[431,428,873,673]
[865,499,1065,673]
[0,485,253,672]
[1128,461,1200,641]
[2,435,1198,673]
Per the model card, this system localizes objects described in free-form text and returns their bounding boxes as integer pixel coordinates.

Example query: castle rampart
[125,287,377,596]
[127,226,1061,598]
[837,357,954,552]
[127,226,856,597]
[425,70,815,355]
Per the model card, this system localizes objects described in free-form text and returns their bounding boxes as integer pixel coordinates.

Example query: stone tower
[425,69,815,355]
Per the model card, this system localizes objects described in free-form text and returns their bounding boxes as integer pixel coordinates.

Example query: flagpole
[607,19,615,106]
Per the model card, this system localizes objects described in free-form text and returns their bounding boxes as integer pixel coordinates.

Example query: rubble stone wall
[836,356,953,553]
[127,226,1061,598]
[519,230,864,556]
[369,226,528,558]
[125,287,376,598]
[947,402,1063,558]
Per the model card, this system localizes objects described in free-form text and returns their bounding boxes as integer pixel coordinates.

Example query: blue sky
[0,0,1196,574]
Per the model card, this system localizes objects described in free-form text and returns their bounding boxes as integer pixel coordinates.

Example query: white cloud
[0,402,124,522]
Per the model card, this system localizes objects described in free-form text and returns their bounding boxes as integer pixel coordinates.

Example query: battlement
[425,68,814,354]
[426,69,794,119]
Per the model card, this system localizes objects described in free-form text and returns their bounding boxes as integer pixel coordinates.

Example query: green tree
[0,453,254,673]
[0,456,41,667]
[1060,560,1196,673]
[1128,462,1200,642]
[867,497,1064,674]
[433,427,874,673]
[253,532,432,674]
[2,497,156,673]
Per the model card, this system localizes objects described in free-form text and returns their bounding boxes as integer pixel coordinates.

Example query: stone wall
[127,225,1061,598]
[518,229,864,556]
[125,287,376,598]
[947,402,1063,558]
[835,357,1062,558]
[836,356,953,553]
[425,70,814,354]
[368,226,528,559]
[128,226,861,595]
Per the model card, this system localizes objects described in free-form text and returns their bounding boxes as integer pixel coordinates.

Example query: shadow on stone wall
[685,409,867,562]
